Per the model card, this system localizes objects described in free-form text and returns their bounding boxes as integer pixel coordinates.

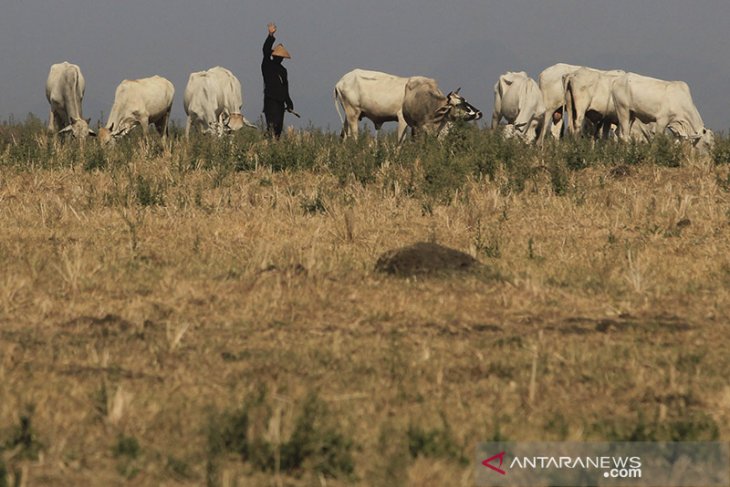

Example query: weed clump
[1,412,43,461]
[113,435,142,479]
[407,414,467,465]
[712,134,730,164]
[207,388,354,481]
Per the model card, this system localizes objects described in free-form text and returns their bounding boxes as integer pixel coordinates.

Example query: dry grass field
[1,120,729,486]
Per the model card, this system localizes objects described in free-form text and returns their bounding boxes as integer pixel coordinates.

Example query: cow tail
[564,76,575,134]
[334,86,344,126]
[72,67,82,121]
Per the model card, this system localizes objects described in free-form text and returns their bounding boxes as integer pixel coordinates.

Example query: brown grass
[0,134,729,486]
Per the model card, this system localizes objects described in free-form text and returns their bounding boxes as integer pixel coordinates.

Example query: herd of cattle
[490,63,714,154]
[46,62,253,144]
[45,61,714,153]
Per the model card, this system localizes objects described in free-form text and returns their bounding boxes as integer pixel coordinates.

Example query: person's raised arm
[263,23,276,58]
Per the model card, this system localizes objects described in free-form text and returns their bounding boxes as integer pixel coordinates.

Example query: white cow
[537,63,582,144]
[334,69,410,140]
[491,71,545,142]
[45,62,95,138]
[401,77,482,142]
[612,72,714,154]
[183,66,255,138]
[563,67,625,139]
[98,75,174,145]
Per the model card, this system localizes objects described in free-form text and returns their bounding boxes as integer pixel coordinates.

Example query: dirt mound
[375,242,479,276]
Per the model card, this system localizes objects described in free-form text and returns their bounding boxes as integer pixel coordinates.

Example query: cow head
[223,113,245,132]
[97,122,135,146]
[218,113,258,136]
[434,89,482,123]
[58,117,96,139]
[691,128,715,155]
[668,125,715,156]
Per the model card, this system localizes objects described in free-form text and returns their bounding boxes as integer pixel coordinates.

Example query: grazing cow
[183,66,255,138]
[563,67,625,139]
[401,76,482,141]
[491,71,545,142]
[98,75,174,145]
[537,63,582,144]
[612,72,714,154]
[334,69,410,140]
[45,62,95,138]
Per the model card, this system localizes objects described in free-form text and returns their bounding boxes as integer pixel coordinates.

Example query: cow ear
[86,118,91,125]
[69,116,77,124]
[88,129,97,137]
[434,105,452,119]
[58,125,73,134]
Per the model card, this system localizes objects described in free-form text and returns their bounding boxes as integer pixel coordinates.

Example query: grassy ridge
[0,119,729,485]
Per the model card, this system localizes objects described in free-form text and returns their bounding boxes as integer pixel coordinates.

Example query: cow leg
[396,113,408,144]
[654,117,669,139]
[537,110,552,147]
[572,109,585,138]
[491,95,502,130]
[615,108,632,143]
[137,116,150,138]
[342,107,360,139]
[533,117,545,144]
[185,116,193,139]
[552,119,563,139]
[526,119,539,143]
[158,109,171,139]
[49,109,57,133]
[600,120,612,140]
[571,98,590,138]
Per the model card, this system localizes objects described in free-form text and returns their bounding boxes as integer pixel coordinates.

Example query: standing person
[262,22,293,139]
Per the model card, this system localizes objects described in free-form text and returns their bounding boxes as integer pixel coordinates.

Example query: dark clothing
[262,35,293,137]
[263,97,286,138]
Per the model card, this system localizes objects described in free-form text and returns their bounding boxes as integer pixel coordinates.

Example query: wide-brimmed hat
[272,44,291,59]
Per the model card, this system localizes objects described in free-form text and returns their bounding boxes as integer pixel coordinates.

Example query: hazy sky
[3,1,730,132]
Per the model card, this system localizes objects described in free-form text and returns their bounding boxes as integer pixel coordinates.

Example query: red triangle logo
[482,451,506,475]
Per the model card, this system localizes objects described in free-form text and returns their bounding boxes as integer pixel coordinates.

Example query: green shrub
[712,133,730,164]
[407,414,467,465]
[590,409,719,441]
[281,392,355,477]
[112,435,140,459]
[651,133,683,167]
[83,144,108,171]
[207,388,354,479]
[1,412,43,461]
[134,174,166,206]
